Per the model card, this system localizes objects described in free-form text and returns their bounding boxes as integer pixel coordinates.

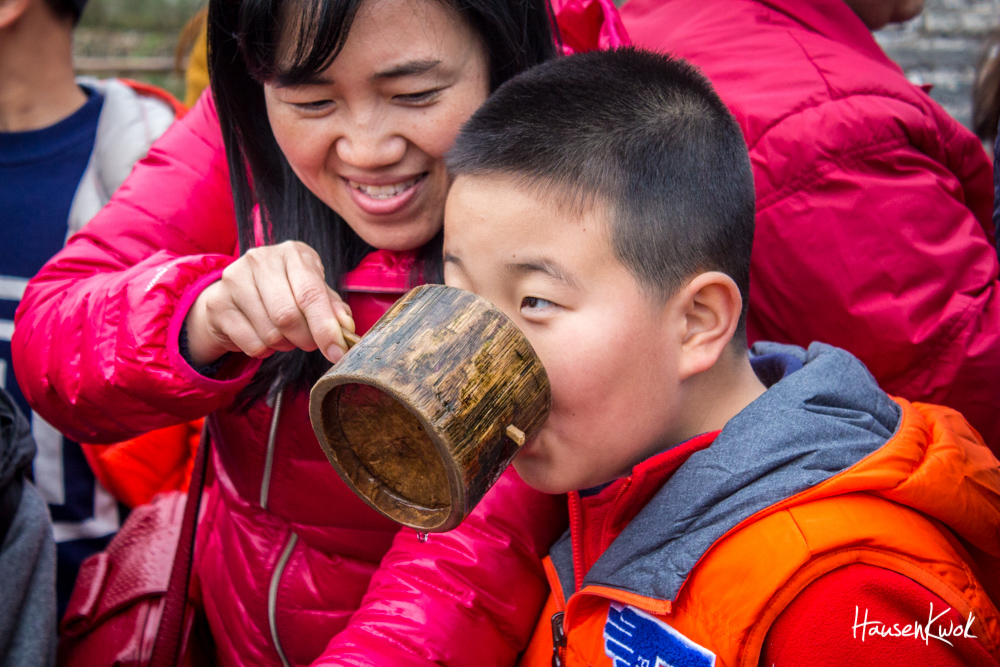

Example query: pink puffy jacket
[622,0,1000,452]
[12,3,627,665]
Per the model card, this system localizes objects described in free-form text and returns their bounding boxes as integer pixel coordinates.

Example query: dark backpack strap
[149,423,212,667]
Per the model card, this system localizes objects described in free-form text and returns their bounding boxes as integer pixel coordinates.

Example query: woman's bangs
[240,0,361,86]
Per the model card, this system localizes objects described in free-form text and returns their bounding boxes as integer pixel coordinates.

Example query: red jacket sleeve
[748,123,1000,453]
[761,563,999,667]
[313,469,568,667]
[11,92,260,443]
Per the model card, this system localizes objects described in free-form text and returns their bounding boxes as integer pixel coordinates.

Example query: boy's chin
[512,459,577,495]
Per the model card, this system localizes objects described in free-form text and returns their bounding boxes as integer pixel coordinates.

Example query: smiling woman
[261,0,489,252]
[11,0,629,663]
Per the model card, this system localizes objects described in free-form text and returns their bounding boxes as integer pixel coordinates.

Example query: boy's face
[444,176,685,494]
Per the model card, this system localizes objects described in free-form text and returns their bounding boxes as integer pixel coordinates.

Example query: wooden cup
[309,285,551,532]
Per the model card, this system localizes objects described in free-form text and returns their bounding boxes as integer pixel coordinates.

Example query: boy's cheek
[442,265,467,289]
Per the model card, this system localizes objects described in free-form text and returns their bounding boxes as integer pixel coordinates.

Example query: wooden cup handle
[343,331,362,349]
[505,424,526,447]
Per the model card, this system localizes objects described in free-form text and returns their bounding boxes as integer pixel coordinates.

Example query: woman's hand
[184,241,355,367]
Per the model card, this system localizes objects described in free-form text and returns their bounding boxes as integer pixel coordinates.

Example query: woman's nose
[334,116,407,170]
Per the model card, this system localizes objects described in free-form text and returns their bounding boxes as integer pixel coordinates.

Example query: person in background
[0,0,183,616]
[0,387,56,666]
[973,29,1000,159]
[174,6,209,108]
[620,0,1000,453]
[975,30,1000,259]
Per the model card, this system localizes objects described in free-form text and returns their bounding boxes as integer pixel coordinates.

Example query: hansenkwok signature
[852,603,977,646]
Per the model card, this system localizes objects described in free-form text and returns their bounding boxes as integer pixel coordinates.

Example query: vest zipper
[551,611,566,667]
[268,531,298,667]
[262,387,291,665]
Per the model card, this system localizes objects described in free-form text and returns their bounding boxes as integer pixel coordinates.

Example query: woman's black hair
[208,0,558,407]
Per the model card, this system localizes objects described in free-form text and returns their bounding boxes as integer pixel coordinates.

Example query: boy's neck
[675,346,767,443]
[0,6,84,132]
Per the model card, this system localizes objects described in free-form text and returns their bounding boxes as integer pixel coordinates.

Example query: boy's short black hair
[447,47,756,335]
[44,0,85,24]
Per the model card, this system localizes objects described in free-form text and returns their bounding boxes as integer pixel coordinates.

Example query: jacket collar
[550,342,903,602]
[567,431,718,591]
[340,249,420,294]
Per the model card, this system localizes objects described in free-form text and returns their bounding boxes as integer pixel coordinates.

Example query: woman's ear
[675,272,743,380]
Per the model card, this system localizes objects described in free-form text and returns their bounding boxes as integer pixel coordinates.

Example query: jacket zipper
[260,389,284,510]
[268,531,298,667]
[261,388,293,666]
[553,588,671,666]
[551,611,567,667]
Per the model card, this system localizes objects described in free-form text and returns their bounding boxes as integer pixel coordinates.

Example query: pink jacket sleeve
[314,469,568,667]
[747,99,1000,452]
[11,93,260,444]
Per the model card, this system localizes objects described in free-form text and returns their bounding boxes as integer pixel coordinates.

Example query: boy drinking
[442,48,1000,667]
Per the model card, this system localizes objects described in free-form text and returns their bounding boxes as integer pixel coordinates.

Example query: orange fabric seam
[543,556,567,612]
[575,585,672,617]
[741,547,998,665]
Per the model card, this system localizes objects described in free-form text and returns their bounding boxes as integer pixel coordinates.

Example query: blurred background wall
[74,0,206,101]
[876,0,1000,130]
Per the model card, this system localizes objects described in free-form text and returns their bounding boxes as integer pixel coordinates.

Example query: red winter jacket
[11,3,626,664]
[622,0,1000,453]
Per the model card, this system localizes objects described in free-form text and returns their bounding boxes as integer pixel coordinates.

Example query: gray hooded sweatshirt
[0,389,56,667]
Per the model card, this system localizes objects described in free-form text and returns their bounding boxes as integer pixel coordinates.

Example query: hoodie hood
[552,341,1000,605]
[0,389,35,489]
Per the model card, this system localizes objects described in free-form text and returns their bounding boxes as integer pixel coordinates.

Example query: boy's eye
[521,296,556,311]
[394,89,442,104]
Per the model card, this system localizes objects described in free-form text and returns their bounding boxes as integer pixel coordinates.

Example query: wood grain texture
[310,285,551,532]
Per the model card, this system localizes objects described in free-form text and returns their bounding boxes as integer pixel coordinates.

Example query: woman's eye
[521,296,555,311]
[292,100,334,112]
[394,89,442,104]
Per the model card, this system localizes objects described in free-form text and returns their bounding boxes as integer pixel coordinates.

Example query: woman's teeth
[349,177,419,199]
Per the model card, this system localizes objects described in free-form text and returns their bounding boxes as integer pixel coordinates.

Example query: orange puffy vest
[80,419,203,508]
[520,400,1000,667]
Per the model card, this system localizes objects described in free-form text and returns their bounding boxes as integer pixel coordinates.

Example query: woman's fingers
[252,256,316,353]
[328,287,356,336]
[276,242,355,362]
[282,255,349,362]
[214,305,278,359]
[191,242,357,364]
[220,252,295,353]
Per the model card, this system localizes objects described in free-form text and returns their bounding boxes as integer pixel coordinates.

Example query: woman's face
[264,0,490,251]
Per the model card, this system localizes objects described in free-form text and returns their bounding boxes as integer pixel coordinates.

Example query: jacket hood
[555,341,1000,603]
[552,342,916,601]
[67,78,178,239]
[0,390,35,489]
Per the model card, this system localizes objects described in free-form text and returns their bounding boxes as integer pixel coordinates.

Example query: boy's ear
[675,272,743,380]
[0,0,32,30]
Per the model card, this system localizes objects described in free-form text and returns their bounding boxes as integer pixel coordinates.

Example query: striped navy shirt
[0,86,121,614]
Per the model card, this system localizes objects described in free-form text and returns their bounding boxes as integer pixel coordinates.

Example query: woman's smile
[343,172,428,215]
